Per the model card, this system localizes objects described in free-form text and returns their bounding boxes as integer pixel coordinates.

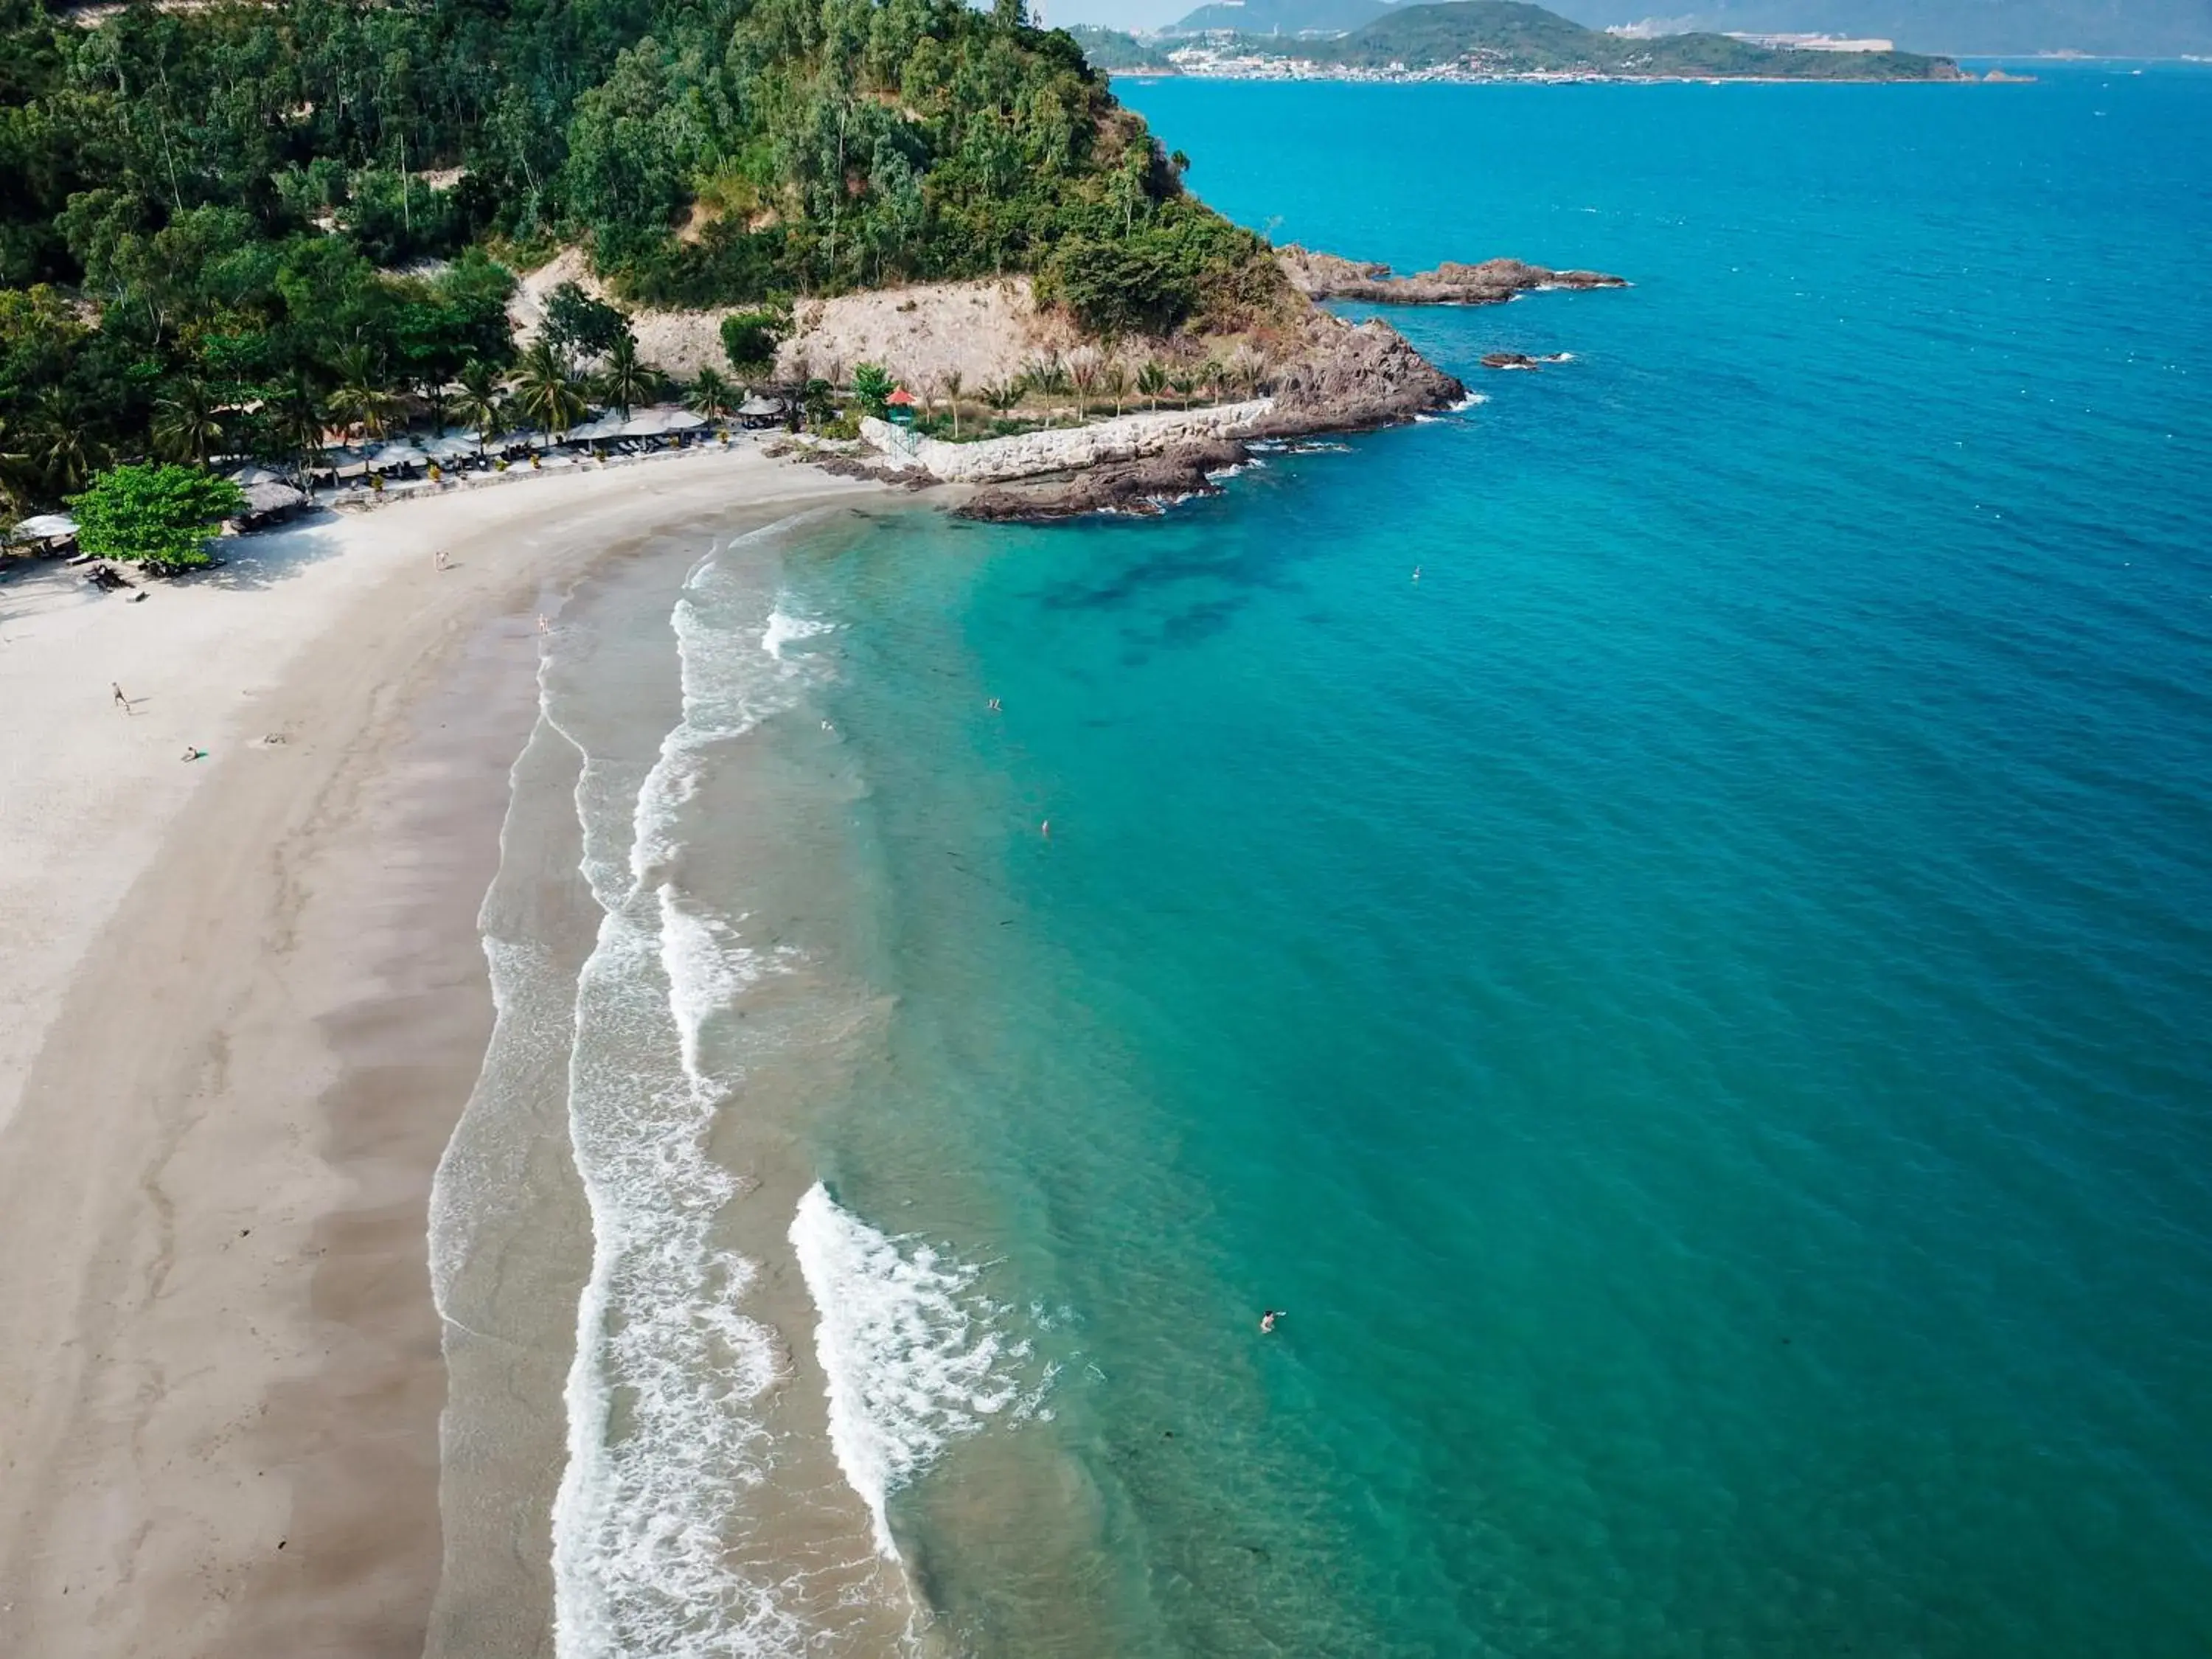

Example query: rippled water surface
[449,67,2212,1658]
[782,66,2212,1657]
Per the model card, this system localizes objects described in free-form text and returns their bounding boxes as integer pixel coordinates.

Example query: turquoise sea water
[495,66,2212,1658]
[770,67,2212,1656]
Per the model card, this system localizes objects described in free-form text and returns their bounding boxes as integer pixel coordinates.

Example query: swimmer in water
[1259,1309,1282,1334]
[1411,566,1422,582]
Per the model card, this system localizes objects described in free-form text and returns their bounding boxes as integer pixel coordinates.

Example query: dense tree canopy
[0,0,1287,509]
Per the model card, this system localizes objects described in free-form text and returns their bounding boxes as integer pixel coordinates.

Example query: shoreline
[0,446,900,1657]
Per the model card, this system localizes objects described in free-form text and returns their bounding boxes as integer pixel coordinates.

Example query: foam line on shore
[789,1183,1054,1561]
[549,524,821,1658]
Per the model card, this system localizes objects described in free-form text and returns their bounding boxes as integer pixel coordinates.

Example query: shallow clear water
[459,66,2212,1658]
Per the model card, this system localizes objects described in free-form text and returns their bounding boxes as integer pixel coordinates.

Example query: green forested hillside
[0,0,1283,511]
[1282,0,1964,76]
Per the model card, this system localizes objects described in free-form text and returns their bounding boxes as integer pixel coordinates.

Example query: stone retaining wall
[860,400,1273,483]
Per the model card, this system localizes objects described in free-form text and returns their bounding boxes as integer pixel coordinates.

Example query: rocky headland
[793,247,1623,520]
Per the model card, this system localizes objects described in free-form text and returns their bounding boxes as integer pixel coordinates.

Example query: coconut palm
[936,369,964,438]
[1169,371,1195,406]
[264,369,330,482]
[1026,355,1070,426]
[23,388,104,493]
[1199,358,1228,406]
[597,334,664,419]
[152,377,227,465]
[453,360,506,456]
[1068,349,1103,421]
[512,341,587,437]
[685,367,735,421]
[420,378,455,436]
[1229,345,1270,397]
[981,380,1020,422]
[327,346,399,442]
[1136,360,1168,411]
[1102,359,1128,417]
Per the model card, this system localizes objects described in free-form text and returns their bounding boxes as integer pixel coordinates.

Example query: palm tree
[1200,358,1228,406]
[265,369,330,483]
[981,380,1020,423]
[453,361,505,456]
[685,367,735,422]
[937,369,964,439]
[420,378,455,436]
[512,341,586,437]
[24,388,104,494]
[327,346,398,442]
[1137,360,1168,411]
[1101,359,1128,417]
[1229,345,1270,399]
[1169,371,1195,407]
[152,377,226,465]
[597,334,663,419]
[1067,349,1101,421]
[1026,355,1069,426]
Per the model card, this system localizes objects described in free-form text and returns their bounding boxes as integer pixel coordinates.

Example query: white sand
[0,444,895,1658]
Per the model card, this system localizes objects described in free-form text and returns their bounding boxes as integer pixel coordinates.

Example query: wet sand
[0,451,895,1658]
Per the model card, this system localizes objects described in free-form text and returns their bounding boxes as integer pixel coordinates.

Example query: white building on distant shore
[1724,32,1896,52]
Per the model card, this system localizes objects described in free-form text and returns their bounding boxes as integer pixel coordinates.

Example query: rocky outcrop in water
[958,439,1251,522]
[1250,312,1466,437]
[1280,247,1627,306]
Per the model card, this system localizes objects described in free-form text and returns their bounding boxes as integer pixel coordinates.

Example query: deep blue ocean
[737,66,2212,1655]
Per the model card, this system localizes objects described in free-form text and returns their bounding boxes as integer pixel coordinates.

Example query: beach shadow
[192,507,353,591]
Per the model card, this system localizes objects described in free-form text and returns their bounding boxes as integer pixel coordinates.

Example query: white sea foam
[761,605,837,661]
[1447,390,1493,411]
[550,528,835,1659]
[790,1183,1052,1560]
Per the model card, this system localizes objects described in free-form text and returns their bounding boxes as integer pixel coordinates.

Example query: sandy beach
[0,446,895,1659]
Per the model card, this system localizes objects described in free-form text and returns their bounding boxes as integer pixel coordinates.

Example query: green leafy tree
[720,310,785,377]
[71,464,246,573]
[850,363,894,417]
[801,378,838,430]
[542,283,627,364]
[982,380,1020,420]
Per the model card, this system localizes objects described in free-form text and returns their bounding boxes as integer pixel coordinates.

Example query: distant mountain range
[1138,0,1964,75]
[1156,0,2212,54]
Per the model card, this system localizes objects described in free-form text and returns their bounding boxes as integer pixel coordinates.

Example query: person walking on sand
[434,549,451,571]
[111,681,129,713]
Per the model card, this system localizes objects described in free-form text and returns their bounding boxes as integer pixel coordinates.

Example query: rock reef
[960,439,1253,522]
[1279,247,1627,306]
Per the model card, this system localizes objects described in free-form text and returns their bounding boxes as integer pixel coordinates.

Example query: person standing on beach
[111,681,129,713]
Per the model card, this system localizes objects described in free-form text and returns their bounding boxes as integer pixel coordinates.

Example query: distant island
[1076,0,1974,83]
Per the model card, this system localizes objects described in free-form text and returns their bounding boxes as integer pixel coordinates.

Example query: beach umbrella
[369,439,431,468]
[15,512,77,540]
[227,463,290,487]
